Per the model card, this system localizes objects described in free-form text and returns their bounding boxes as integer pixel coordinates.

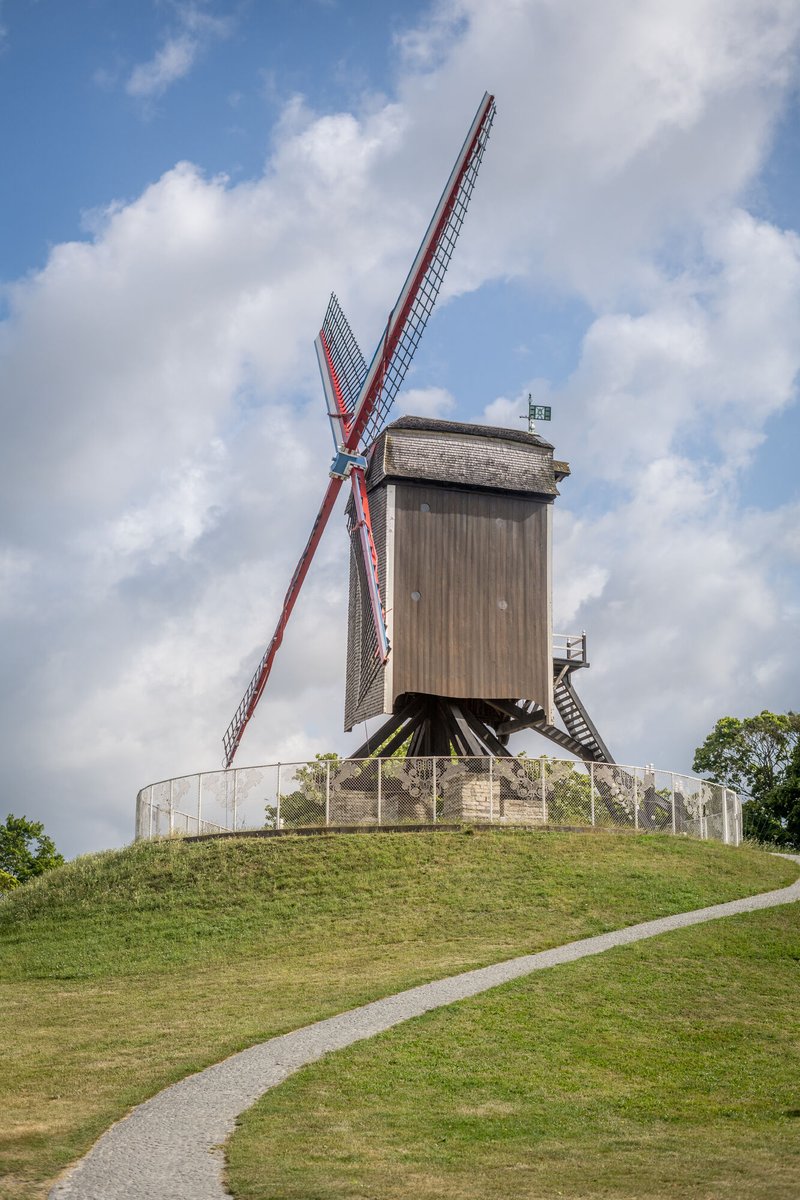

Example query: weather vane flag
[521,393,551,434]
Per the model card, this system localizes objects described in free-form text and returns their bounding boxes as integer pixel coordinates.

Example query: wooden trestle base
[348,670,615,765]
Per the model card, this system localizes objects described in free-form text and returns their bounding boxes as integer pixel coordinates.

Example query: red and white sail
[222,92,496,768]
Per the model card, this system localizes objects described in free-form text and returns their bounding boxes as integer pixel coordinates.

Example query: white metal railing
[135,757,741,846]
[552,632,588,663]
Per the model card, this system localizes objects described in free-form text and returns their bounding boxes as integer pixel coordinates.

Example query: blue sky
[1,0,799,856]
[1,1,426,277]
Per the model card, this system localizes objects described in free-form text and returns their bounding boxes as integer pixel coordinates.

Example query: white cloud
[483,381,553,431]
[531,197,800,767]
[127,34,198,98]
[557,208,800,487]
[0,546,34,619]
[394,0,800,301]
[125,3,232,99]
[2,0,800,855]
[396,386,455,417]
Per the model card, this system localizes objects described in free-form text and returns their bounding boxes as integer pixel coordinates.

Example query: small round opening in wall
[498,599,508,610]
[420,502,431,513]
[411,591,421,602]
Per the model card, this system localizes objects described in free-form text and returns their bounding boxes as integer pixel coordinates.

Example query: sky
[1,0,799,858]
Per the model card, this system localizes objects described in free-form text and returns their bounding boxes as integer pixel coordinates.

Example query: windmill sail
[222,475,343,768]
[348,92,496,451]
[222,92,496,767]
[349,466,390,663]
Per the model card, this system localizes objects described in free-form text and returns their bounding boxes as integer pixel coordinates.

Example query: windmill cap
[383,414,555,451]
[362,415,566,499]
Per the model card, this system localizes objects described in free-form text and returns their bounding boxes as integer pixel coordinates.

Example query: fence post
[169,778,174,836]
[377,757,382,826]
[197,774,203,835]
[633,772,639,832]
[670,773,676,835]
[276,764,282,830]
[540,757,547,825]
[589,761,596,827]
[232,770,238,832]
[722,788,730,845]
[325,760,331,827]
[432,756,437,823]
[489,756,494,823]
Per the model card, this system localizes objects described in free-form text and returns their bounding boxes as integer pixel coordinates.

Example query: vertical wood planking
[392,483,552,707]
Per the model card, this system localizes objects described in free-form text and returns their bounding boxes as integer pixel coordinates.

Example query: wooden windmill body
[345,416,613,764]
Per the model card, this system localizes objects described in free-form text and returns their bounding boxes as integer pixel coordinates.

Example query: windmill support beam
[348,695,519,762]
[449,703,490,757]
[458,703,514,757]
[440,701,472,757]
[348,672,614,766]
[487,699,547,737]
[347,700,425,761]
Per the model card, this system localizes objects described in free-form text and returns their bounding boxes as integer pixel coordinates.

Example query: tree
[0,814,65,882]
[266,742,415,829]
[0,869,19,895]
[768,736,800,849]
[266,753,340,828]
[692,711,800,799]
[692,712,800,847]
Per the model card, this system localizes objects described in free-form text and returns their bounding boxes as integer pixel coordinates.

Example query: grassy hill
[0,830,796,1200]
[229,906,800,1200]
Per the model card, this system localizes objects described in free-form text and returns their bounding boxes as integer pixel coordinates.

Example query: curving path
[50,854,800,1200]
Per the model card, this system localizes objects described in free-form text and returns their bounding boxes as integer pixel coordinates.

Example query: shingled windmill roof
[364,415,567,498]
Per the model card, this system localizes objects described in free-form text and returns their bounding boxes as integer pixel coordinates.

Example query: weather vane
[520,393,551,434]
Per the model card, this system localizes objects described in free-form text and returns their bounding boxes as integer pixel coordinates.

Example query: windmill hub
[329,449,368,480]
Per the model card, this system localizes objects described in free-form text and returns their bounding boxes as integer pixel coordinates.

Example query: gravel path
[50,854,800,1200]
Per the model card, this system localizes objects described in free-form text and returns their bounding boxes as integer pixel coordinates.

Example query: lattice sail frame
[346,470,387,710]
[358,98,495,449]
[314,300,391,667]
[315,293,368,450]
[222,93,496,767]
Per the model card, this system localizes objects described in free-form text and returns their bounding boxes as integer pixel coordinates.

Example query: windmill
[222,91,614,771]
[222,93,497,768]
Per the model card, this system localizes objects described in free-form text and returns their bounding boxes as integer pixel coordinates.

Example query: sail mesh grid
[346,505,384,709]
[322,293,368,420]
[361,102,495,450]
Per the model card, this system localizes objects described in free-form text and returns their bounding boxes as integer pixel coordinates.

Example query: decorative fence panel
[135,757,742,846]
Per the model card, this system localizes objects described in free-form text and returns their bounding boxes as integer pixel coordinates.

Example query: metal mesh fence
[135,757,741,846]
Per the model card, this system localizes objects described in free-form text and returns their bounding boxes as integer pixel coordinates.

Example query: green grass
[228,903,800,1200]
[0,831,795,1199]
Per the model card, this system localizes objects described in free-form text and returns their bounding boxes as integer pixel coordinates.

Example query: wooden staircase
[487,633,614,764]
[549,673,614,763]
